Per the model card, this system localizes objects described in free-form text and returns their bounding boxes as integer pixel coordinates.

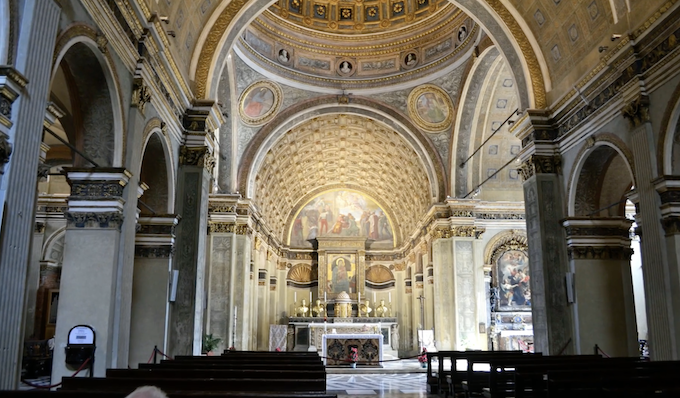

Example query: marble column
[0,0,58,389]
[129,215,179,367]
[52,168,130,381]
[24,222,46,340]
[256,265,269,350]
[168,115,215,356]
[625,95,679,360]
[563,218,638,356]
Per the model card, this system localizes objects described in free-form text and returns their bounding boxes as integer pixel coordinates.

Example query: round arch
[190,0,548,110]
[567,134,636,217]
[483,229,527,266]
[659,80,680,175]
[238,95,447,203]
[140,118,176,213]
[51,24,125,167]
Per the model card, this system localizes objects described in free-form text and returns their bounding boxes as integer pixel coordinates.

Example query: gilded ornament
[238,80,283,126]
[304,17,313,24]
[179,146,216,173]
[328,21,338,29]
[393,3,403,13]
[316,5,326,16]
[367,7,377,17]
[380,19,391,27]
[408,84,454,132]
[622,95,650,128]
[341,8,352,18]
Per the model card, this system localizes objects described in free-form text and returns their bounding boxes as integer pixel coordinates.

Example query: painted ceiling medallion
[238,80,283,126]
[408,84,453,132]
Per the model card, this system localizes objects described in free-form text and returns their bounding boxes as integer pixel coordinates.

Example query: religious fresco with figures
[288,190,395,249]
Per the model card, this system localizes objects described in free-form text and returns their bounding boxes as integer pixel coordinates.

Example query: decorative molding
[64,211,124,229]
[35,222,46,234]
[484,231,528,265]
[134,246,174,258]
[179,145,216,173]
[567,246,633,260]
[519,155,561,181]
[622,95,650,128]
[391,262,406,271]
[209,203,237,213]
[564,225,629,238]
[137,223,176,236]
[431,225,482,239]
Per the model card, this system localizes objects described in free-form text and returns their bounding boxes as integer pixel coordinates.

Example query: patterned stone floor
[328,373,433,396]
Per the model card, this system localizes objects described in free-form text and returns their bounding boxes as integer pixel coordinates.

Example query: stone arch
[483,230,527,266]
[140,119,176,214]
[42,227,66,264]
[659,80,680,175]
[238,96,446,202]
[190,0,547,110]
[50,24,124,167]
[568,135,636,217]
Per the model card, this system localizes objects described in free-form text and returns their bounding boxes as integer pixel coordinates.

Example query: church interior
[2,0,680,394]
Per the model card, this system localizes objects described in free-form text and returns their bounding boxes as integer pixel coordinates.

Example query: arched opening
[139,132,171,215]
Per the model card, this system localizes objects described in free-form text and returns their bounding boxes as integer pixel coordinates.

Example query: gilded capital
[180,145,216,173]
[132,77,152,114]
[622,95,650,128]
[518,154,561,181]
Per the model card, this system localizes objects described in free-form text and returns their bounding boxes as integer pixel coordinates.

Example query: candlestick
[309,291,312,304]
[389,292,391,303]
[324,292,327,302]
[373,292,376,302]
[294,292,297,304]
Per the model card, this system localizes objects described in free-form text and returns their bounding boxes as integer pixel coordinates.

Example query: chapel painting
[289,190,395,248]
[496,250,531,310]
[327,254,357,294]
[242,86,274,118]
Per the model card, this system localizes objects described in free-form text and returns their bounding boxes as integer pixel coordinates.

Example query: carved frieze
[209,203,237,213]
[65,211,124,229]
[137,223,176,236]
[208,222,252,235]
[564,226,629,238]
[135,246,174,258]
[567,246,633,260]
[622,95,650,128]
[391,262,406,271]
[518,155,562,181]
[179,145,216,173]
[70,181,125,199]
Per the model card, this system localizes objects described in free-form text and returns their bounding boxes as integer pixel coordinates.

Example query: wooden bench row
[4,351,332,398]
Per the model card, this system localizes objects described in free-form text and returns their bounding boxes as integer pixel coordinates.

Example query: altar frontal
[323,333,383,366]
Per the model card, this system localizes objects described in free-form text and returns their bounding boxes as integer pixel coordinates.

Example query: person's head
[337,258,345,267]
[125,386,168,398]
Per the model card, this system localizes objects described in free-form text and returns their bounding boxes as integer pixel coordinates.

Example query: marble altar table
[322,333,383,367]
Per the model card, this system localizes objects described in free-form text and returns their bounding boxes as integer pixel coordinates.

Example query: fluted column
[129,215,179,367]
[625,95,679,360]
[563,218,638,356]
[0,0,58,389]
[433,229,455,350]
[51,168,130,381]
[168,110,216,356]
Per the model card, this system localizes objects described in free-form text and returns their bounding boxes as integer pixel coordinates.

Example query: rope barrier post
[153,345,158,364]
[594,344,599,356]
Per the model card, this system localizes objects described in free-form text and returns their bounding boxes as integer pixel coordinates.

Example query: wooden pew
[546,361,680,398]
[60,376,326,393]
[2,391,338,398]
[138,362,323,371]
[424,351,526,396]
[106,368,327,381]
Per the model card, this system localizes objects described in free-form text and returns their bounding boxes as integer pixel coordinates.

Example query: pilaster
[52,168,130,381]
[563,218,638,357]
[0,1,59,388]
[129,215,179,367]
[206,194,254,351]
[514,112,575,355]
[168,109,215,356]
[626,94,679,360]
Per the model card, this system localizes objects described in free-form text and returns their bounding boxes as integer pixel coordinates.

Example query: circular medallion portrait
[337,59,356,77]
[238,81,283,126]
[408,84,453,131]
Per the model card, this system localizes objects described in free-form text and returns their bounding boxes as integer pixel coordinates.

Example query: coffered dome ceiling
[252,114,434,246]
[237,1,476,89]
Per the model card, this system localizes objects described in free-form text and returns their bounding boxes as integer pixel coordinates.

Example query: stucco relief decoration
[408,84,453,132]
[287,263,316,283]
[238,80,283,126]
[365,264,395,284]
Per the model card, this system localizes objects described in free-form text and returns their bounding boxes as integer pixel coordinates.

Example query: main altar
[285,237,399,365]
